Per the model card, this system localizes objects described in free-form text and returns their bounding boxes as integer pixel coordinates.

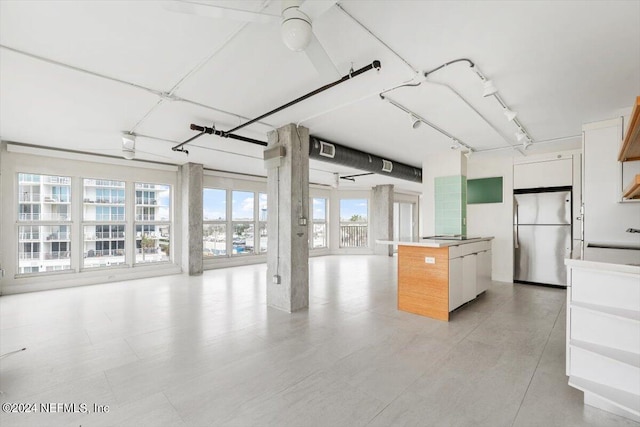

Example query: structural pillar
[266,124,309,312]
[372,184,394,256]
[180,162,203,275]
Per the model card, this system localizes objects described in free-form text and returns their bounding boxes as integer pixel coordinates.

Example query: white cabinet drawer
[571,268,640,312]
[448,240,490,259]
[571,307,640,354]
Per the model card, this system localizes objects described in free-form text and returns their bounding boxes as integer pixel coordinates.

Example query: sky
[340,199,368,221]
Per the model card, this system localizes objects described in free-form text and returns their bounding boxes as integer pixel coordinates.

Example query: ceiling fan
[165,0,341,80]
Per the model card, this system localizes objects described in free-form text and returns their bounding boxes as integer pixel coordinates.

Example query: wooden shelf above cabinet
[623,174,640,200]
[619,96,640,162]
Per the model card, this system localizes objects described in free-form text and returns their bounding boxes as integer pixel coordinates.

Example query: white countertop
[376,237,494,248]
[565,242,640,275]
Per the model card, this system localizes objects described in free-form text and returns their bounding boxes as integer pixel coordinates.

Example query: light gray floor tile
[1,256,636,427]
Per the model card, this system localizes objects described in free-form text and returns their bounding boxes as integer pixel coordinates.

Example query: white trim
[6,142,178,172]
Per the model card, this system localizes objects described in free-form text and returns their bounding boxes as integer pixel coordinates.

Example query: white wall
[466,156,514,282]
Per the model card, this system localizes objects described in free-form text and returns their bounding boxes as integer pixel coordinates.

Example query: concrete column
[372,184,394,256]
[266,124,309,313]
[180,162,203,275]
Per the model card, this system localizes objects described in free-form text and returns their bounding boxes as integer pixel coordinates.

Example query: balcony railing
[46,233,71,240]
[95,215,125,221]
[19,233,40,240]
[136,198,157,205]
[19,213,70,221]
[20,193,41,202]
[42,195,70,203]
[135,214,156,221]
[87,232,125,240]
[44,251,70,260]
[85,249,125,257]
[339,224,369,248]
[18,252,40,260]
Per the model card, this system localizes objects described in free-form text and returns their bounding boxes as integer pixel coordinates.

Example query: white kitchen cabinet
[514,158,573,189]
[449,242,490,311]
[566,255,640,422]
[476,250,492,295]
[462,254,477,303]
[583,117,640,245]
[448,257,463,311]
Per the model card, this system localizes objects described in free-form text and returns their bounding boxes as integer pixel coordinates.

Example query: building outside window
[339,199,368,248]
[135,183,171,264]
[310,197,327,249]
[203,188,227,257]
[17,173,72,274]
[82,179,126,268]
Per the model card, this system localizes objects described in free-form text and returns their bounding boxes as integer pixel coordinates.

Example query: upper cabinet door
[514,158,573,190]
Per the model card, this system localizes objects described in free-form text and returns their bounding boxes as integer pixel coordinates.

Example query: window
[232,191,255,255]
[83,179,126,268]
[202,188,266,259]
[339,199,368,248]
[135,183,171,264]
[258,193,267,253]
[310,197,327,249]
[17,173,72,274]
[203,188,227,257]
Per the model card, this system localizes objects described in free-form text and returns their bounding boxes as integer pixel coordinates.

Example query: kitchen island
[565,243,640,422]
[377,237,493,321]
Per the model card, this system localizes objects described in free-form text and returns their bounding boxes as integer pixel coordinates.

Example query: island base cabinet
[476,250,492,295]
[449,254,477,311]
[449,257,463,311]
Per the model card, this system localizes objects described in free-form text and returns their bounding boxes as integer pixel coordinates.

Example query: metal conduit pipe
[309,136,422,183]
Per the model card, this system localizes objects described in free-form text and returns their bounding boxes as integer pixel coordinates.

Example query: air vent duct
[309,136,422,183]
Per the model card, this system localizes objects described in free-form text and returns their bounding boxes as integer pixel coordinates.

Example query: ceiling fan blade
[299,0,337,20]
[164,1,280,24]
[304,33,340,80]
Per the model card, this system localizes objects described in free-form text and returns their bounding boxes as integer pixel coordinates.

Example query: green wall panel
[467,177,503,204]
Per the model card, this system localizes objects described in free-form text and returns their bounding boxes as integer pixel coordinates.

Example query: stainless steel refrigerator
[514,187,572,287]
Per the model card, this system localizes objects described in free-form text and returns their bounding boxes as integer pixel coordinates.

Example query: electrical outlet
[298,217,307,226]
[424,257,435,264]
[272,275,281,284]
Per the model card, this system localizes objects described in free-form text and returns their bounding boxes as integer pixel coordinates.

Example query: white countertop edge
[565,257,640,275]
[376,237,494,248]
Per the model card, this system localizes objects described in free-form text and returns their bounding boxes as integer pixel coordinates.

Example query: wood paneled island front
[378,238,493,321]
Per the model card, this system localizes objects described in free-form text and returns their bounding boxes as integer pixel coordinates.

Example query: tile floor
[0,255,638,427]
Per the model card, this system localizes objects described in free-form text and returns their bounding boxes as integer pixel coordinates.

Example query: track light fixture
[122,133,135,160]
[515,129,527,142]
[464,150,473,159]
[523,139,532,150]
[482,80,498,97]
[410,114,422,129]
[504,108,518,121]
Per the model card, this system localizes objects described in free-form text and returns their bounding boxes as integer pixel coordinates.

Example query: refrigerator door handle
[514,200,519,249]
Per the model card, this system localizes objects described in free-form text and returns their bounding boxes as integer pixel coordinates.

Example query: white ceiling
[1,0,639,193]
